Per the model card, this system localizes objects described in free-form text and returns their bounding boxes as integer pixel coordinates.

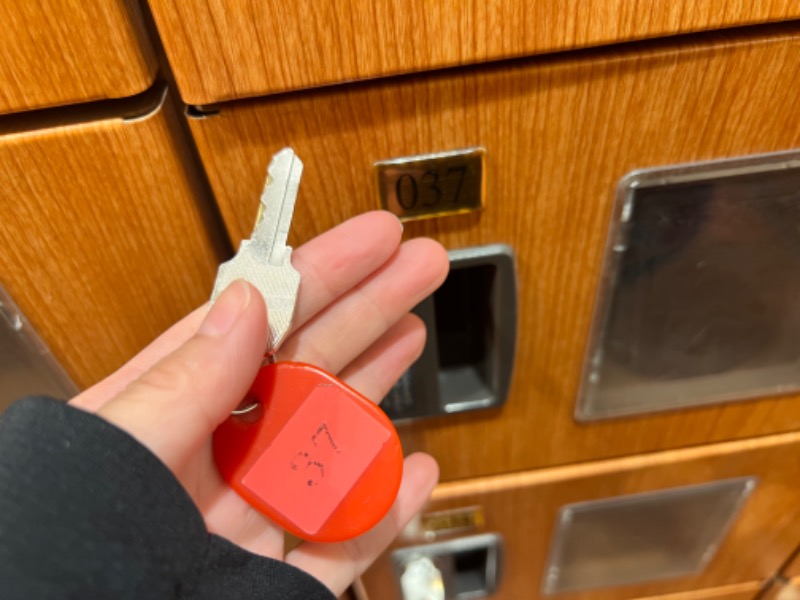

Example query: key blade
[254,148,303,266]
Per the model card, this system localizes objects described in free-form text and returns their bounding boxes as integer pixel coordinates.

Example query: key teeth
[212,147,303,354]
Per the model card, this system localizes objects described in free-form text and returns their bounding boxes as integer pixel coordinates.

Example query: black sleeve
[0,396,336,600]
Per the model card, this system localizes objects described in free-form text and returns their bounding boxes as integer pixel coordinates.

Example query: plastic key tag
[213,361,404,542]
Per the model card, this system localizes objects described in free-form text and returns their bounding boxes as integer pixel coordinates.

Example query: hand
[69,211,449,596]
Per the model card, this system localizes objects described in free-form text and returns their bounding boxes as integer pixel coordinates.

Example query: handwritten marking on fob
[312,423,341,452]
[290,422,342,486]
[291,452,325,486]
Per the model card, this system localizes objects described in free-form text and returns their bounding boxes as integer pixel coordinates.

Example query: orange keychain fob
[213,361,404,543]
[210,148,402,542]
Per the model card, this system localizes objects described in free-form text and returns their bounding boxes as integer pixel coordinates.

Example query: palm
[180,443,283,554]
[70,212,447,596]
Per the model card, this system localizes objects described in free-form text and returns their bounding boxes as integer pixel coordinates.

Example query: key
[211,148,403,543]
[214,361,403,542]
[211,147,303,354]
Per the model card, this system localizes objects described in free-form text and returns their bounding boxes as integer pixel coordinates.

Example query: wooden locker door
[785,551,800,579]
[147,0,800,103]
[0,89,224,392]
[186,24,800,481]
[359,433,800,600]
[0,1,156,114]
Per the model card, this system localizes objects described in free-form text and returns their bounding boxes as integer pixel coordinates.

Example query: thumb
[98,281,268,469]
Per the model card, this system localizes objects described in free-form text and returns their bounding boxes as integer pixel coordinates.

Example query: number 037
[375,148,485,221]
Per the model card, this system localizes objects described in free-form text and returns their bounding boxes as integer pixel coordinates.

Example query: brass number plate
[374,148,485,221]
[420,506,485,540]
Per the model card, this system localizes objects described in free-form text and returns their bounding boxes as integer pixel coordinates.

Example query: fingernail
[200,280,251,337]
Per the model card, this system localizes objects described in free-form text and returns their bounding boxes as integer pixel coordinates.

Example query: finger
[96,281,268,469]
[285,453,440,597]
[337,313,426,402]
[281,238,448,374]
[291,210,404,326]
[71,211,403,412]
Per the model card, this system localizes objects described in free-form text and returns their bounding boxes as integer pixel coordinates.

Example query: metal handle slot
[577,150,800,420]
[393,533,504,599]
[381,245,517,422]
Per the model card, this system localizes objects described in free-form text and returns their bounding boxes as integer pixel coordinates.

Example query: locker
[147,0,800,104]
[358,432,800,599]
[0,0,155,114]
[186,24,800,481]
[2,4,798,600]
[0,89,224,396]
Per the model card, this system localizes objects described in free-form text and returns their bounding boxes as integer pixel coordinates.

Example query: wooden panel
[0,1,156,114]
[0,91,224,389]
[786,554,800,578]
[632,583,761,600]
[760,578,800,600]
[188,26,800,480]
[148,0,800,104]
[360,433,800,600]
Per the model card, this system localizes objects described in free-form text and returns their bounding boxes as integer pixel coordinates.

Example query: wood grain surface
[0,1,156,114]
[147,0,800,104]
[0,91,224,389]
[359,433,800,600]
[188,25,800,480]
[633,583,762,600]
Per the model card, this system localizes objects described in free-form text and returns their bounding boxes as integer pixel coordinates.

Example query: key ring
[231,353,277,415]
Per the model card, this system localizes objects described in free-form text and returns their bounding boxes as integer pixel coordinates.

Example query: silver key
[211,148,303,354]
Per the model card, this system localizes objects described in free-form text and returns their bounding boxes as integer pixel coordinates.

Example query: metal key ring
[230,353,276,416]
[231,403,260,416]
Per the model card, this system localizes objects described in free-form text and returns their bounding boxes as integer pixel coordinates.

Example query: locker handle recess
[381,245,517,422]
[392,533,504,600]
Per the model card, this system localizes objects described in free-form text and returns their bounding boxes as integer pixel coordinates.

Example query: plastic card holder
[542,477,757,594]
[578,151,800,419]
